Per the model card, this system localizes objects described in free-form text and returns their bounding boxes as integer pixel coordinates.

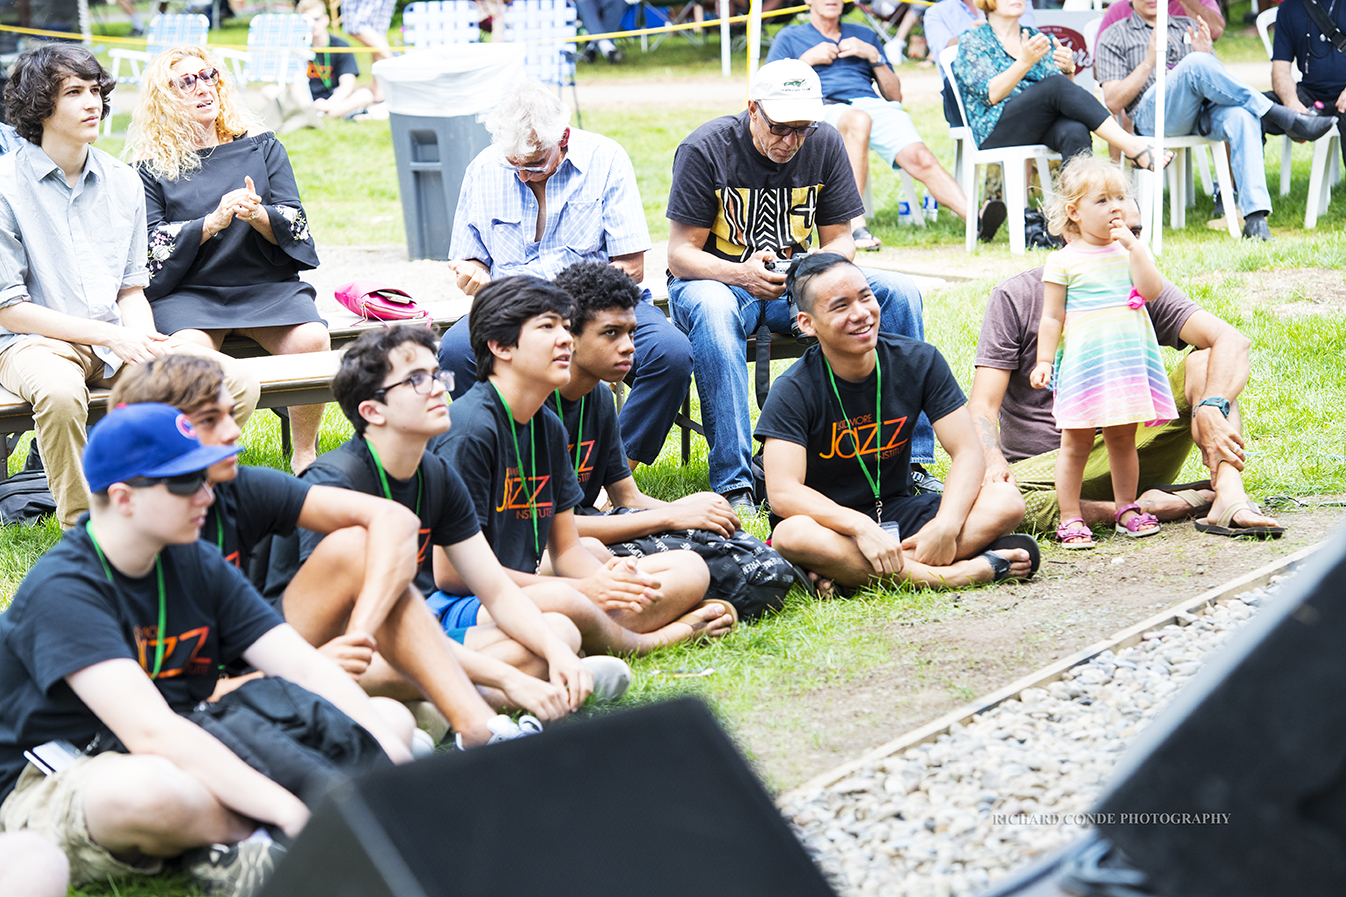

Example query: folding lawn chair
[216,13,314,89]
[402,0,480,48]
[501,0,582,126]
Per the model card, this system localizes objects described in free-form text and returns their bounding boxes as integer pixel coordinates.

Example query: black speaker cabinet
[260,696,837,897]
[1094,532,1346,897]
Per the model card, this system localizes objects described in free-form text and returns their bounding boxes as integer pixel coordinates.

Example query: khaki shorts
[0,755,163,886]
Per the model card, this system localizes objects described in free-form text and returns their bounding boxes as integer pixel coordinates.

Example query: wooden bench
[0,351,344,475]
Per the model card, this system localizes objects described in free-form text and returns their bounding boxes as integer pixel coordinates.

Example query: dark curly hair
[3,44,114,145]
[468,275,575,381]
[332,325,440,435]
[552,261,641,336]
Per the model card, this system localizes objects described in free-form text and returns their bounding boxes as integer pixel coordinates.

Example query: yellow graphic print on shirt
[711,184,824,261]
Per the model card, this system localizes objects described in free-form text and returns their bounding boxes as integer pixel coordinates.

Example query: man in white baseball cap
[664,57,938,518]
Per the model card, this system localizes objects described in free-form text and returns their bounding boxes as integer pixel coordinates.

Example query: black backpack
[0,470,56,525]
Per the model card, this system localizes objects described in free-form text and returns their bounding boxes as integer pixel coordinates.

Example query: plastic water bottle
[922,194,939,222]
[897,199,914,224]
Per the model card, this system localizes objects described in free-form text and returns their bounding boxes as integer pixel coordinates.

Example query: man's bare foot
[1139,487,1216,521]
[1204,497,1281,531]
[972,547,1034,583]
[640,601,736,651]
[808,570,845,599]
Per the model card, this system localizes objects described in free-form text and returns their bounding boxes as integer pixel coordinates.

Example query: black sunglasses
[125,470,211,496]
[373,369,454,402]
[758,107,818,139]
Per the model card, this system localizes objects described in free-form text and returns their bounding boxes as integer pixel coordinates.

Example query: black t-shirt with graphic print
[200,465,311,571]
[276,436,481,598]
[307,36,360,101]
[665,110,864,263]
[550,385,632,510]
[0,518,282,805]
[754,335,966,520]
[430,382,585,574]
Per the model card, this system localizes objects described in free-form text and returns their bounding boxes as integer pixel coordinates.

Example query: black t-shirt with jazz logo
[754,334,967,519]
[665,110,863,263]
[307,35,360,101]
[551,384,632,510]
[431,382,584,574]
[271,436,481,599]
[200,465,311,570]
[0,517,282,805]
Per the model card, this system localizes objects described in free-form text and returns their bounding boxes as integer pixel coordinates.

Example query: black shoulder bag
[1302,0,1346,53]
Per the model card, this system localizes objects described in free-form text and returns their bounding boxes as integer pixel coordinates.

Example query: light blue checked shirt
[450,128,651,279]
[0,142,150,376]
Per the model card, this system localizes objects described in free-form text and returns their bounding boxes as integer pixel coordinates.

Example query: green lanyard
[824,355,884,522]
[213,504,223,551]
[493,383,540,556]
[365,438,422,516]
[553,390,584,475]
[86,520,167,680]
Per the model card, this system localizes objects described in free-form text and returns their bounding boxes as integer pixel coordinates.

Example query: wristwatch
[1197,397,1231,418]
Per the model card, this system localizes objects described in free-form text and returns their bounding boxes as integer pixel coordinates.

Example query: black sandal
[852,225,882,251]
[1125,148,1174,172]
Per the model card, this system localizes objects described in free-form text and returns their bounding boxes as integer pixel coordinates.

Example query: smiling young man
[432,276,731,651]
[757,254,1038,592]
[0,403,411,895]
[0,44,258,529]
[108,356,584,746]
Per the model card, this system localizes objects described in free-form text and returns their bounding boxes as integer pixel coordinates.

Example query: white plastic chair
[216,14,314,89]
[1257,5,1341,228]
[401,0,480,48]
[502,0,581,124]
[104,13,210,135]
[941,45,1061,254]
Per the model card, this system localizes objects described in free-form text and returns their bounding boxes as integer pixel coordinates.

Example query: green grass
[6,18,1346,893]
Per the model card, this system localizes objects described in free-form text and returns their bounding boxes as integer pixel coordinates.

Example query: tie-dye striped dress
[1042,243,1178,430]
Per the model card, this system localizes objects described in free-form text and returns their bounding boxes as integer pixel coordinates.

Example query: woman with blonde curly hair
[127,45,329,472]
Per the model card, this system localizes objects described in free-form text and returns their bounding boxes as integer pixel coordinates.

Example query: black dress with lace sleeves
[140,132,324,335]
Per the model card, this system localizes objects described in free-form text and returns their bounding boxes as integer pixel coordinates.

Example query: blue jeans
[1130,52,1272,218]
[575,0,626,35]
[437,293,693,465]
[668,268,934,496]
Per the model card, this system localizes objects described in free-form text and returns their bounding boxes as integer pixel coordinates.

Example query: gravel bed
[779,571,1299,897]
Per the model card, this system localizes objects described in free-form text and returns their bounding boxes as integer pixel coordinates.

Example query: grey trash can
[373,45,525,261]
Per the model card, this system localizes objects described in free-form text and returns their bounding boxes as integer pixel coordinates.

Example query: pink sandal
[1056,516,1096,549]
[1115,503,1160,538]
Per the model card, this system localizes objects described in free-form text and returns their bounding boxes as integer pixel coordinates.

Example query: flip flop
[852,225,882,252]
[1140,481,1213,518]
[978,200,1007,243]
[1126,148,1176,172]
[1194,500,1286,539]
[984,533,1041,580]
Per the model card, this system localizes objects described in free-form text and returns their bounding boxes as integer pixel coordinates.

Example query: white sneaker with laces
[454,713,544,749]
[185,835,285,897]
[582,655,632,704]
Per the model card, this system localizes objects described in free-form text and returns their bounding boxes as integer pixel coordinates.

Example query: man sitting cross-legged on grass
[109,355,586,748]
[548,261,739,633]
[266,328,630,738]
[431,276,730,650]
[0,403,413,896]
[759,254,1038,592]
[967,202,1283,539]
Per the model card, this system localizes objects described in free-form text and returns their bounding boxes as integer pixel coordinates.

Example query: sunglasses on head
[125,470,211,496]
[172,67,220,92]
[373,368,454,402]
[758,107,818,139]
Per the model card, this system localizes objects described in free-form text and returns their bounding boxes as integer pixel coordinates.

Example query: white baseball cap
[749,59,825,124]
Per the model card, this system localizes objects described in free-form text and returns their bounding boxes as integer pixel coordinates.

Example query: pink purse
[334,281,433,326]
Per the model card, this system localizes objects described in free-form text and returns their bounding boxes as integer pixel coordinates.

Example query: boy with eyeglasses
[0,44,259,529]
[0,403,411,895]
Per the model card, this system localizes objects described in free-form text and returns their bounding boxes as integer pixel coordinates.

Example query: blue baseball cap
[83,403,241,493]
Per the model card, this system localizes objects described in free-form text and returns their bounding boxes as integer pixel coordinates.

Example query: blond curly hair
[126,46,265,181]
[1045,155,1133,238]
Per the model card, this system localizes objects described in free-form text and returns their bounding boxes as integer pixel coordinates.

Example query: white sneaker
[454,713,544,749]
[411,728,437,758]
[185,836,285,897]
[582,655,632,704]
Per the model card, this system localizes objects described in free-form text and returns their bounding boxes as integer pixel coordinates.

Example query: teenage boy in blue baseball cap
[0,403,412,897]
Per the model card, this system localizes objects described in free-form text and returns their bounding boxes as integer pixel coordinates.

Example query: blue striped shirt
[449,128,651,279]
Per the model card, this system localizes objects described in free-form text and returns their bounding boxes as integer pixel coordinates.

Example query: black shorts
[876,492,943,543]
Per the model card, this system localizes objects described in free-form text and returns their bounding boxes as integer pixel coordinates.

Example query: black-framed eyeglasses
[758,108,818,139]
[125,470,211,496]
[373,369,454,402]
[172,67,220,93]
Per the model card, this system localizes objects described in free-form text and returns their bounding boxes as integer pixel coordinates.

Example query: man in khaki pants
[0,44,258,527]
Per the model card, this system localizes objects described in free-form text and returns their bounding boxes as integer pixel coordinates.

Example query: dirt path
[735,502,1343,791]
